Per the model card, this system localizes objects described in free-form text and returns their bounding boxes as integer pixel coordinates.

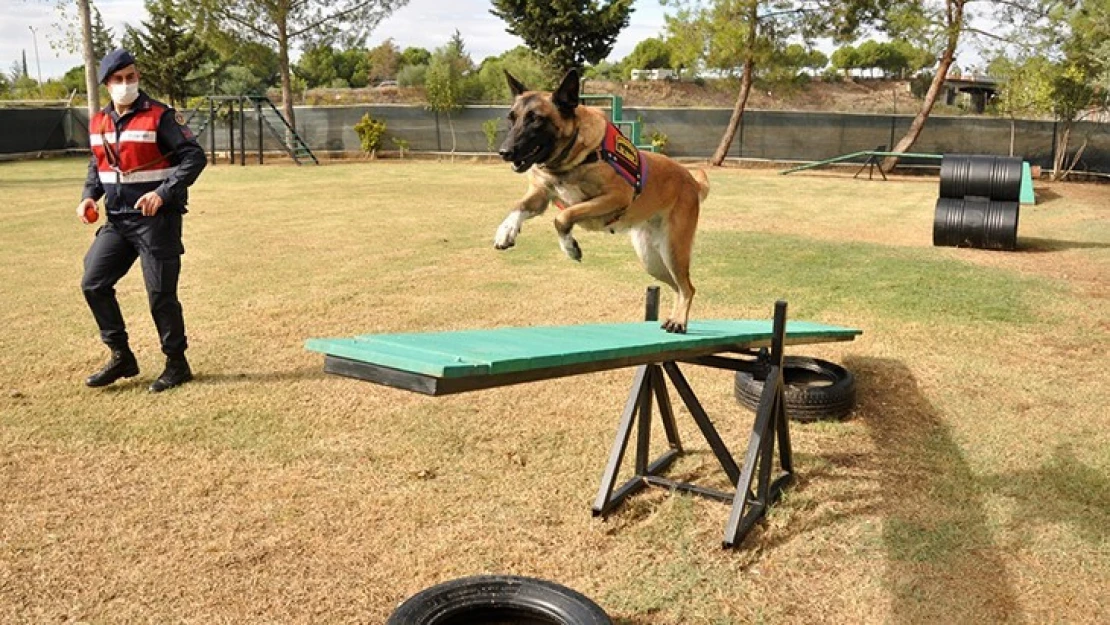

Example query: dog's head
[499,69,580,173]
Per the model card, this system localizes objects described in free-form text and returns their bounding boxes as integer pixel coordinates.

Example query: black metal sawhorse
[592,288,794,548]
[853,145,889,181]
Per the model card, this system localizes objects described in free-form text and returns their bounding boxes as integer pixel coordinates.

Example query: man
[77,48,207,392]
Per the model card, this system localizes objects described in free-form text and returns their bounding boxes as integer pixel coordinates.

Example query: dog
[494,68,709,333]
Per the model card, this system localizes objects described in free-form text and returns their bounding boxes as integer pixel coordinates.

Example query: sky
[1,0,673,81]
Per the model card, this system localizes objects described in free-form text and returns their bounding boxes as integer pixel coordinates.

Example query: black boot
[85,348,140,387]
[149,355,193,393]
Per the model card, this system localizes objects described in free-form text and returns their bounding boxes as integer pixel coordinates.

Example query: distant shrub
[397,64,427,87]
[354,113,386,155]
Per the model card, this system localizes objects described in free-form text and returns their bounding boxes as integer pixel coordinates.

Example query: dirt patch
[298,78,964,115]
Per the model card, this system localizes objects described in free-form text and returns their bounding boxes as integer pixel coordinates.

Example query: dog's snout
[498,147,514,161]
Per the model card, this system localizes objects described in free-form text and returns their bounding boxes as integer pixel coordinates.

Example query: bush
[482,118,500,153]
[397,64,427,87]
[391,136,409,158]
[649,130,669,154]
[353,113,386,155]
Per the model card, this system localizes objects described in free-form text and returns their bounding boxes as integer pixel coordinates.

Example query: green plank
[306,319,861,379]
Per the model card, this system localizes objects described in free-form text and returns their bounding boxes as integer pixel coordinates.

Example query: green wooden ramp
[306,319,861,395]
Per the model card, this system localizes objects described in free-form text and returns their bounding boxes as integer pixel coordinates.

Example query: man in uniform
[77,48,207,392]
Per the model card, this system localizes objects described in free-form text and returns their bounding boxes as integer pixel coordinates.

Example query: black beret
[98,48,136,84]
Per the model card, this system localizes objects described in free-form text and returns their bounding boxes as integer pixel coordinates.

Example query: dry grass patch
[1,158,1107,623]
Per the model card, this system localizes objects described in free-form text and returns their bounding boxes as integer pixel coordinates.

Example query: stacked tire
[933,154,1022,251]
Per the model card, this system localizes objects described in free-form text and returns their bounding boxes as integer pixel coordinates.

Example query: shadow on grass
[1034,187,1063,205]
[980,444,1109,546]
[94,367,326,393]
[845,355,1020,622]
[195,367,328,385]
[1017,236,1110,252]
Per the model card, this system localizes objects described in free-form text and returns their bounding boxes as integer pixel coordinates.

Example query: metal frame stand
[853,145,888,181]
[592,287,795,549]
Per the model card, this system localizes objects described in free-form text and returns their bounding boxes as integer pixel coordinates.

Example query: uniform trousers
[81,211,187,356]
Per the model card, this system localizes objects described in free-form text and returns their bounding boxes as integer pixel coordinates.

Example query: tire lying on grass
[386,575,612,625]
[734,356,856,423]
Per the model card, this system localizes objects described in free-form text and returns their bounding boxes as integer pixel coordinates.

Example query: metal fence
[3,105,1107,175]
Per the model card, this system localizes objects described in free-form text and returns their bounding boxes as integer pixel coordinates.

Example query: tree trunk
[78,0,98,117]
[448,113,457,161]
[710,61,754,165]
[278,21,296,131]
[1052,122,1072,181]
[710,4,758,166]
[882,0,965,172]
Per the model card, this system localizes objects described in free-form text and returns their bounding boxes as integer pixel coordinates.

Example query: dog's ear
[552,68,580,117]
[504,70,528,97]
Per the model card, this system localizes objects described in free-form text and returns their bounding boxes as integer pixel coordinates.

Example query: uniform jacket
[83,92,207,216]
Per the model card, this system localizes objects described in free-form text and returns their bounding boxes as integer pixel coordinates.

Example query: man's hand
[77,198,98,224]
[136,191,164,217]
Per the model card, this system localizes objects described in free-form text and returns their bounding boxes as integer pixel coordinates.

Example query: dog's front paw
[494,220,520,249]
[559,235,582,262]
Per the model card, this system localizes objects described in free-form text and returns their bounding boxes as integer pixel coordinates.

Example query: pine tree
[123,0,213,107]
[490,0,635,71]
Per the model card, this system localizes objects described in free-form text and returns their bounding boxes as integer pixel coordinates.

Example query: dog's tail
[691,168,710,203]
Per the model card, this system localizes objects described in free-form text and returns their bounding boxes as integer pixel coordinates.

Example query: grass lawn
[1,157,1107,623]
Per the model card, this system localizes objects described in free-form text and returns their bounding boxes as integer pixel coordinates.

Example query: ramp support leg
[593,294,797,549]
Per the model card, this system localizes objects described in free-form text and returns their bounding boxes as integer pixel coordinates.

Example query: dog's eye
[508,112,516,123]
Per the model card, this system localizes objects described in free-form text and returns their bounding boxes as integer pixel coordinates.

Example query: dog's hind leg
[659,198,699,333]
[631,219,693,333]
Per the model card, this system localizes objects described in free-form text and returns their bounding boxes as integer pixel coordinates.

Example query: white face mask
[109,81,139,106]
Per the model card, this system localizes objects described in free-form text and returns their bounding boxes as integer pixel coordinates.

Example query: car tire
[386,575,612,625]
[734,356,856,423]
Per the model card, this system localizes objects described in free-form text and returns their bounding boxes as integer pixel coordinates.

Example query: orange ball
[84,205,99,223]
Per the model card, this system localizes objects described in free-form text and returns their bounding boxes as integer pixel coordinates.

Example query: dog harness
[552,122,648,225]
[598,122,647,196]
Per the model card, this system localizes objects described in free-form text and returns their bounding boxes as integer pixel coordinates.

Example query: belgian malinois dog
[494,68,709,333]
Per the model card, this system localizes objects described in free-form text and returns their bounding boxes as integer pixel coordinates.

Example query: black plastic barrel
[939,154,1023,202]
[933,197,1020,251]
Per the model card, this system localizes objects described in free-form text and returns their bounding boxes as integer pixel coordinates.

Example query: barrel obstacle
[305,288,862,548]
[934,154,1032,251]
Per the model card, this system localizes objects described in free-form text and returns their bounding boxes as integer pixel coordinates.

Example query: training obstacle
[305,289,862,548]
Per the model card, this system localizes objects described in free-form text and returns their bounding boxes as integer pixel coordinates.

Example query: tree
[367,40,401,84]
[831,44,859,76]
[296,45,341,88]
[46,1,112,59]
[42,0,113,113]
[179,0,408,130]
[774,43,827,77]
[399,46,431,69]
[490,0,635,71]
[123,0,214,107]
[425,32,469,156]
[624,38,673,75]
[880,0,968,171]
[476,46,552,102]
[663,1,887,166]
[988,55,1053,154]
